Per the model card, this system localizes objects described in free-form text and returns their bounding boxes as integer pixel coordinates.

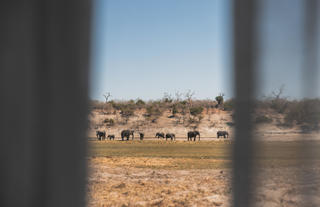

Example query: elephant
[96,130,106,141]
[217,131,229,138]
[187,131,200,141]
[121,130,134,141]
[139,133,144,140]
[155,132,165,139]
[166,133,175,141]
[107,134,115,140]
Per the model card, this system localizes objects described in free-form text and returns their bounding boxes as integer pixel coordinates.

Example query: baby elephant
[155,132,165,139]
[96,130,106,141]
[166,133,175,141]
[217,131,229,139]
[139,133,144,140]
[107,134,115,140]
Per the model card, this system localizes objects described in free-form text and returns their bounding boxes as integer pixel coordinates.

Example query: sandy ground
[87,156,320,207]
[87,157,231,207]
[252,166,320,207]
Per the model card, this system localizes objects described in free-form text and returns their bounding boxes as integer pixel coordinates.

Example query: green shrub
[135,99,145,108]
[145,105,162,117]
[270,98,288,113]
[120,106,134,117]
[215,95,224,105]
[136,99,145,105]
[180,100,188,105]
[103,118,115,126]
[226,122,235,127]
[171,104,178,116]
[284,99,320,129]
[110,101,121,110]
[190,106,203,116]
[90,100,106,110]
[223,99,234,111]
[255,115,272,124]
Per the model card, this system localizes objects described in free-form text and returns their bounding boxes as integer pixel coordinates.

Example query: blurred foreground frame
[0,1,91,207]
[232,0,257,206]
[0,0,319,207]
[232,0,319,207]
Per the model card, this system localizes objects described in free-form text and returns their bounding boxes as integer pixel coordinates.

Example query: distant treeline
[90,94,320,132]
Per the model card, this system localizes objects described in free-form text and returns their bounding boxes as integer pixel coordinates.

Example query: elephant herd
[96,130,229,141]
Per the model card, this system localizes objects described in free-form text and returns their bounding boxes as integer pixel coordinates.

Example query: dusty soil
[87,157,231,207]
[87,138,320,207]
[252,167,320,207]
[87,157,320,207]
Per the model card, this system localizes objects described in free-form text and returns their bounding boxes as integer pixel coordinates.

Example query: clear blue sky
[90,0,319,101]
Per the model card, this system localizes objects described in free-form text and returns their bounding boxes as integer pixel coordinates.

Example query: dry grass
[88,139,320,169]
[88,140,231,169]
[87,139,320,207]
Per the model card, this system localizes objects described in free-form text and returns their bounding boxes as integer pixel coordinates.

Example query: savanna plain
[87,97,320,206]
[87,138,320,207]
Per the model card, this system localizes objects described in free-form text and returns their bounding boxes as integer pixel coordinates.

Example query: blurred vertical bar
[232,0,257,207]
[0,0,91,207]
[301,0,319,206]
[304,0,319,97]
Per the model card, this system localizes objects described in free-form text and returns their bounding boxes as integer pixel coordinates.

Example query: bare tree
[101,92,112,113]
[185,90,195,105]
[163,92,173,103]
[270,85,288,113]
[103,92,111,103]
[175,91,183,102]
[271,85,285,100]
